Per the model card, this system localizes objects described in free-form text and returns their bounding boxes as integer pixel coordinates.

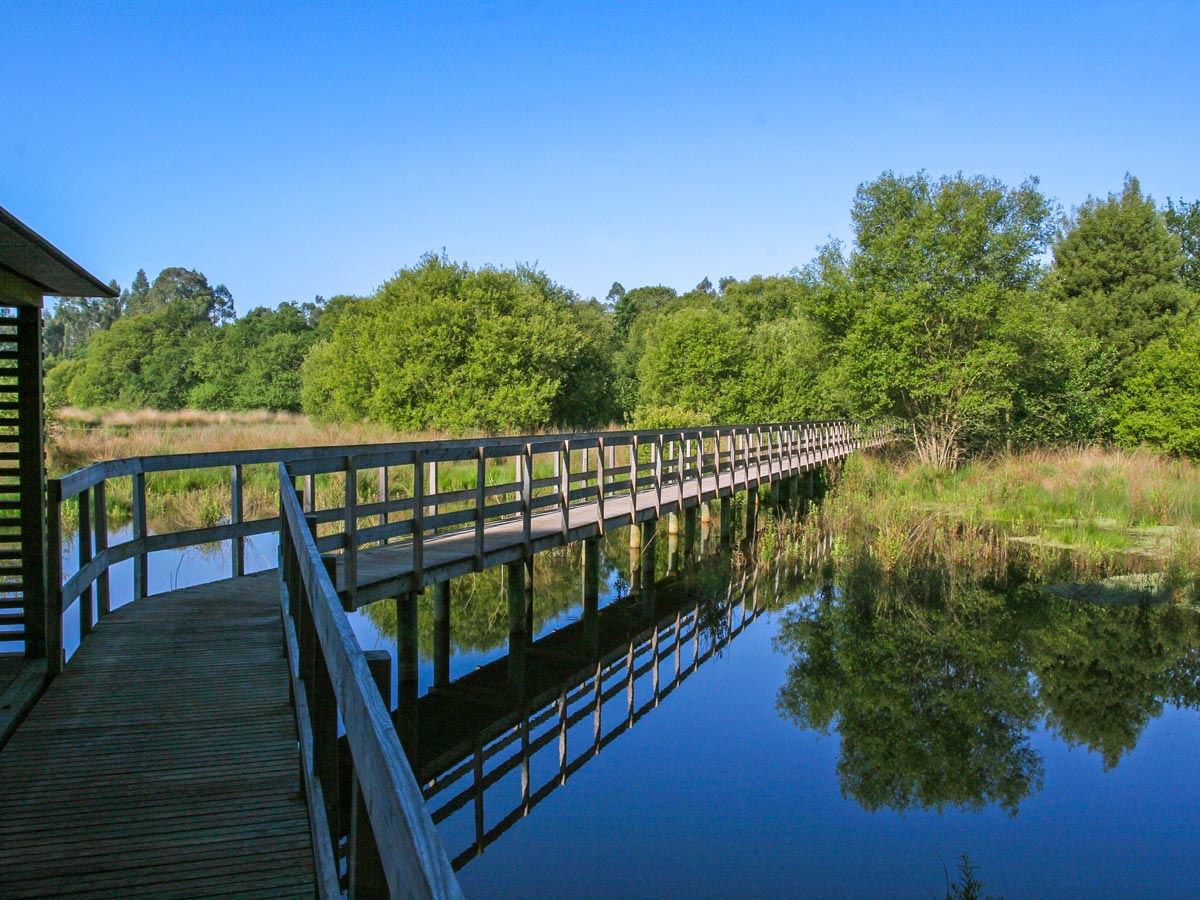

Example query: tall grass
[767,448,1200,608]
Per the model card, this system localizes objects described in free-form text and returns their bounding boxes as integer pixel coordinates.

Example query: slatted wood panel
[0,572,315,900]
[0,311,29,649]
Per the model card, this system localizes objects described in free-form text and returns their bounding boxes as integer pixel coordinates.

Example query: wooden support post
[683,506,697,560]
[655,434,663,515]
[433,581,451,689]
[230,463,244,578]
[132,470,147,600]
[581,537,600,658]
[720,496,732,549]
[77,490,92,639]
[628,435,638,525]
[396,592,419,756]
[640,518,656,613]
[304,473,315,513]
[667,512,679,574]
[506,560,527,692]
[348,650,392,900]
[745,485,759,539]
[93,481,109,618]
[396,592,419,701]
[524,555,535,635]
[44,479,62,674]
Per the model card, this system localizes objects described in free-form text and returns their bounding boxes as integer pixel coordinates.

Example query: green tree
[1112,322,1200,455]
[189,303,319,412]
[1164,197,1200,294]
[633,305,749,427]
[1048,175,1192,369]
[302,254,609,433]
[830,171,1054,467]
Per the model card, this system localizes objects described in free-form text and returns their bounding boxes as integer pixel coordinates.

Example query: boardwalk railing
[42,420,894,670]
[278,464,463,900]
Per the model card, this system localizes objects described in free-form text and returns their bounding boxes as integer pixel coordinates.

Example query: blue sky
[4,1,1197,310]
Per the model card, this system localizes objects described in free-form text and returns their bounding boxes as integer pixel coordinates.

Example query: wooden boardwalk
[0,422,882,899]
[0,572,315,900]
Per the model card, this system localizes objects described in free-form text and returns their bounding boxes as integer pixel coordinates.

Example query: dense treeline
[45,172,1200,467]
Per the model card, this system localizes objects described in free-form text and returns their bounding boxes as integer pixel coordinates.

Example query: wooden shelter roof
[0,204,116,303]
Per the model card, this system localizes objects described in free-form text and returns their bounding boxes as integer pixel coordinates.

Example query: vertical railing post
[522,442,533,557]
[77,489,92,639]
[474,448,485,570]
[427,459,439,521]
[231,463,244,578]
[93,481,109,618]
[304,473,316,513]
[629,435,638,524]
[132,470,147,601]
[655,434,663,515]
[596,438,606,532]
[378,465,389,545]
[343,457,357,609]
[44,479,63,675]
[411,450,424,593]
[559,441,571,542]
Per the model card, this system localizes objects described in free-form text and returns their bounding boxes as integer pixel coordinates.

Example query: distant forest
[44,172,1200,468]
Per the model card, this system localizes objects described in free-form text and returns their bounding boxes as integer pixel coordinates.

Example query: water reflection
[774,574,1200,815]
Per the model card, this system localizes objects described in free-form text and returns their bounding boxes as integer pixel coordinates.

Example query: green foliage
[1164,197,1200,293]
[1113,323,1200,455]
[189,303,318,412]
[301,254,613,433]
[633,305,748,426]
[1049,175,1193,371]
[828,171,1054,467]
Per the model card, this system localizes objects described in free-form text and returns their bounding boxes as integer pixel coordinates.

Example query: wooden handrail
[279,463,464,900]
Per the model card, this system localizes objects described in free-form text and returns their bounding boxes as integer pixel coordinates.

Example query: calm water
[36,517,1200,898]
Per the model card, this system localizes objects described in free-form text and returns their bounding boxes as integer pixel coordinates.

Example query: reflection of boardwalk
[412,552,823,870]
[0,572,315,899]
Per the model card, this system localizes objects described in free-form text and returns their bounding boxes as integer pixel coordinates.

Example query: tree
[189,303,319,412]
[43,280,124,361]
[633,306,749,427]
[129,267,236,324]
[830,171,1054,468]
[1048,175,1192,369]
[301,254,610,433]
[1112,322,1200,455]
[1164,197,1200,294]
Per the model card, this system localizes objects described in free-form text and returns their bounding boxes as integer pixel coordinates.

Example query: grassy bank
[797,447,1200,606]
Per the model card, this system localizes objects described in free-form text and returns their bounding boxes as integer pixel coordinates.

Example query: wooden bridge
[0,208,892,897]
[0,417,890,899]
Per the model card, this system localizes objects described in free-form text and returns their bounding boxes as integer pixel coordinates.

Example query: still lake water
[40,520,1200,899]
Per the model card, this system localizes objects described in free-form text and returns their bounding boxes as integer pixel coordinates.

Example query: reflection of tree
[1030,598,1200,770]
[775,588,1044,815]
[360,534,632,656]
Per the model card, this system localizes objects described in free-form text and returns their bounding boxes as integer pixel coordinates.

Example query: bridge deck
[0,572,315,900]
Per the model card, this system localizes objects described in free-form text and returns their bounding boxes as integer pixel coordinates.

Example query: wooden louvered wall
[0,306,46,659]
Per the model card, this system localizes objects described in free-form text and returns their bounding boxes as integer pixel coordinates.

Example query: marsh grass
[762,447,1200,608]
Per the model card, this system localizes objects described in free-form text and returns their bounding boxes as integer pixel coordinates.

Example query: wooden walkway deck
[0,572,315,900]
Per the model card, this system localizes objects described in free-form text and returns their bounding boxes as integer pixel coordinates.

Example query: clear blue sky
[4,1,1197,310]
